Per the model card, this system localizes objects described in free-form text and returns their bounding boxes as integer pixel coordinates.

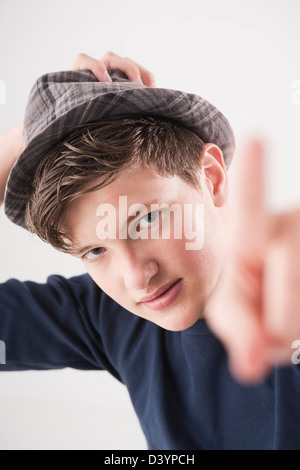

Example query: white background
[0,0,299,450]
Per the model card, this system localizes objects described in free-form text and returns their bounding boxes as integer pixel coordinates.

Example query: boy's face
[65,145,229,331]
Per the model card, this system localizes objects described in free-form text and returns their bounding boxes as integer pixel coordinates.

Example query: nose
[121,247,159,291]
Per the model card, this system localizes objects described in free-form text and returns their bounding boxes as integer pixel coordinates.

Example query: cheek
[84,262,121,301]
[197,209,226,284]
[167,207,225,289]
[167,237,221,279]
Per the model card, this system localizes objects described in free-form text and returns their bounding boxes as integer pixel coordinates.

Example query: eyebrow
[73,198,161,257]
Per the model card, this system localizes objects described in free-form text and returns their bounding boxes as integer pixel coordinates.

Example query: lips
[139,278,183,311]
[139,279,180,303]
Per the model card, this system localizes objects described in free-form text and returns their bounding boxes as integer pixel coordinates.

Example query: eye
[84,247,105,261]
[137,210,160,231]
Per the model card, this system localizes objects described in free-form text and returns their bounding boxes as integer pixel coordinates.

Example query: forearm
[0,274,106,371]
[0,123,23,206]
[0,144,16,207]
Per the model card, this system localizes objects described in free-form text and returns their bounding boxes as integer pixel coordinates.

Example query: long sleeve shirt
[1,273,300,449]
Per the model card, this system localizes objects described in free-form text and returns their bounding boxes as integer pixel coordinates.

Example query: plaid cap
[4,69,235,230]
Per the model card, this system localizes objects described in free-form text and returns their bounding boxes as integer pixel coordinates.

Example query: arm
[0,122,23,206]
[0,273,120,377]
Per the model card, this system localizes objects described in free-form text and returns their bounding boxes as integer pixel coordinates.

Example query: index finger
[71,53,112,82]
[101,51,156,87]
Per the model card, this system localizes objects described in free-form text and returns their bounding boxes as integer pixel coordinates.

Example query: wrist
[0,122,24,207]
[0,122,24,163]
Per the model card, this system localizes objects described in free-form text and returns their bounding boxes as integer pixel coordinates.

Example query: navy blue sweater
[0,273,300,449]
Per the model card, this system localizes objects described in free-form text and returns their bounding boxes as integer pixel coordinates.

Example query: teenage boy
[1,52,300,450]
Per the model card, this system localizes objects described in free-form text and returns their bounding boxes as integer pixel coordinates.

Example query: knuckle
[76,52,87,61]
[102,50,116,59]
[123,56,136,66]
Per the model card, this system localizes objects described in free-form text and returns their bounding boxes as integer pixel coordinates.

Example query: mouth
[139,278,183,311]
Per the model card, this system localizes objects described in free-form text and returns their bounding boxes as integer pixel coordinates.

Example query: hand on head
[71,51,156,87]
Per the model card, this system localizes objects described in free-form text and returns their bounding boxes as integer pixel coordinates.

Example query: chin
[155,310,203,332]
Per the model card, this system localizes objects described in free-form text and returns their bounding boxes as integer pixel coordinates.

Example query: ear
[201,143,229,207]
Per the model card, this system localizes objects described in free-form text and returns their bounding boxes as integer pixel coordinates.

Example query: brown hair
[25,114,205,253]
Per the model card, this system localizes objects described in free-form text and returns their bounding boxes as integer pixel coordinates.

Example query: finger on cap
[71,53,112,82]
[101,52,155,86]
[138,67,156,87]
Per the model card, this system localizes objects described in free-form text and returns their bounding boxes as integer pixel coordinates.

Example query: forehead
[81,165,189,206]
[64,165,194,239]
[104,165,171,203]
